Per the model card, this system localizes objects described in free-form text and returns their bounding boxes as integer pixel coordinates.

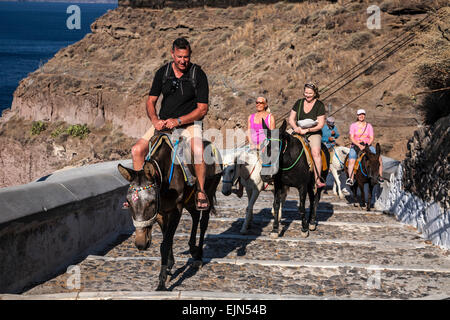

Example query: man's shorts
[142,122,203,144]
[349,145,376,159]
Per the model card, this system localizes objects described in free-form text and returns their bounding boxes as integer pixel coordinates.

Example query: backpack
[162,62,199,96]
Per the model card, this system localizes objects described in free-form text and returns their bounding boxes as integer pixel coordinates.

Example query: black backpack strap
[297,98,304,122]
[162,62,172,85]
[190,63,198,96]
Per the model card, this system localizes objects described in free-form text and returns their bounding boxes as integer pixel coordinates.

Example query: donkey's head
[362,143,381,185]
[118,161,161,251]
[260,120,287,183]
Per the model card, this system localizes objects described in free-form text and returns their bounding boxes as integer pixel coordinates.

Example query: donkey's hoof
[301,230,309,238]
[270,231,279,239]
[240,225,249,235]
[191,260,203,269]
[353,203,358,207]
[156,284,167,291]
[309,224,317,231]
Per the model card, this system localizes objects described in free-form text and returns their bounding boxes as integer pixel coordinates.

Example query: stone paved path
[4,188,450,300]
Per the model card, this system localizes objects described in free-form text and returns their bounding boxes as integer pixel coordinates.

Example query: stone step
[170,216,424,243]
[22,255,450,299]
[100,233,450,270]
[209,207,394,224]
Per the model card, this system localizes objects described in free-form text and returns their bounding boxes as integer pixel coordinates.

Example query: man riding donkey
[126,37,211,210]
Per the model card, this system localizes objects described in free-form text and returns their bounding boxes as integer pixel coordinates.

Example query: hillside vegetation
[0,0,448,187]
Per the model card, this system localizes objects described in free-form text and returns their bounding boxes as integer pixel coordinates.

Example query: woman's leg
[310,135,325,188]
[346,147,357,185]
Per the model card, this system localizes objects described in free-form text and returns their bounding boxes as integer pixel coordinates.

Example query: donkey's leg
[192,209,210,268]
[270,184,282,238]
[351,184,358,207]
[157,210,181,291]
[242,188,259,234]
[331,167,339,197]
[358,182,366,208]
[367,183,373,212]
[333,167,345,199]
[308,187,319,231]
[280,186,289,221]
[298,185,309,238]
[188,209,200,260]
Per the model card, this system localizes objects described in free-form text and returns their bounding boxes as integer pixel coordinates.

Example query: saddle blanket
[292,133,328,172]
[148,133,222,186]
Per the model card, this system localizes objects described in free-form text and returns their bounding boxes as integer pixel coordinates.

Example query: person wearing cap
[346,109,384,186]
[321,116,340,149]
[289,82,326,188]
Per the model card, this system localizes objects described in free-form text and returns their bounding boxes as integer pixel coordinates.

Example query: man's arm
[146,95,166,131]
[164,102,208,129]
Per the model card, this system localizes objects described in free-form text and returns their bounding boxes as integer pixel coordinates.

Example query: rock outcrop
[403,116,449,211]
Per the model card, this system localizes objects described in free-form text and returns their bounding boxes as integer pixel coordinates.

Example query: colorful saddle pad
[292,133,328,172]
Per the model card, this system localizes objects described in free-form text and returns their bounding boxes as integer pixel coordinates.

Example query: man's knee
[132,140,149,159]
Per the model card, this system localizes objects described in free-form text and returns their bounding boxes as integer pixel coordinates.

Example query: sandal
[195,190,210,211]
[316,178,326,189]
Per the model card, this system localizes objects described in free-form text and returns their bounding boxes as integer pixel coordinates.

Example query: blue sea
[0,1,117,115]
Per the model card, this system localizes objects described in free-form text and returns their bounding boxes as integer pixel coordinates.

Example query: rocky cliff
[0,0,448,187]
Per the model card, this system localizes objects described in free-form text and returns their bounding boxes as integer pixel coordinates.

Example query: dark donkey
[345,143,382,211]
[118,133,222,291]
[260,120,330,238]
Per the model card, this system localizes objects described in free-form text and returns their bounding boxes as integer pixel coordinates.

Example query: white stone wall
[376,164,450,250]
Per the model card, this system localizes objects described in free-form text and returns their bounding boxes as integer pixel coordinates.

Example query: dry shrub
[344,31,372,50]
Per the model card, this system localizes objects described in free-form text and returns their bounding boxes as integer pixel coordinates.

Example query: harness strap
[359,160,368,177]
[168,139,180,184]
[334,148,345,166]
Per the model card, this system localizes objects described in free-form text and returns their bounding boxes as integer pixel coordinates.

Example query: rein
[261,138,282,168]
[333,147,345,166]
[359,158,368,177]
[261,137,305,171]
[281,144,304,171]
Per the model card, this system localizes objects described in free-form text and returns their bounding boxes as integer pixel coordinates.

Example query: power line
[273,14,436,127]
[320,14,434,96]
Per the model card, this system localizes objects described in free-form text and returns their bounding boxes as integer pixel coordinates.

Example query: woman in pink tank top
[247,97,276,149]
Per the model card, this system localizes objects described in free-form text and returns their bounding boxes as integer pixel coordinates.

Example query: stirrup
[346,178,354,186]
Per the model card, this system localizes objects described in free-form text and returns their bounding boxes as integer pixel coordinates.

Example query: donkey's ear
[376,143,381,156]
[118,164,136,182]
[280,120,287,133]
[143,161,157,180]
[262,118,271,139]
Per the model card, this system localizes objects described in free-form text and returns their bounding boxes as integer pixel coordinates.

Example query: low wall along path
[0,159,449,299]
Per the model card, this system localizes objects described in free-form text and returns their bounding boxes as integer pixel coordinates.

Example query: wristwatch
[177,118,182,126]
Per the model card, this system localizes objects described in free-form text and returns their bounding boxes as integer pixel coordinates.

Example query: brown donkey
[345,143,382,211]
[118,134,222,291]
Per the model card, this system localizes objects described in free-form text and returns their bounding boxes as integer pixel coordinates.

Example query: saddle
[344,151,366,175]
[147,133,222,186]
[292,133,328,172]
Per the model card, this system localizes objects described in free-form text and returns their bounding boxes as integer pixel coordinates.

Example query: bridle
[260,138,282,168]
[130,159,163,229]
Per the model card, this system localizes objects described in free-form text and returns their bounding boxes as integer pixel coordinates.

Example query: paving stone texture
[8,189,450,300]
